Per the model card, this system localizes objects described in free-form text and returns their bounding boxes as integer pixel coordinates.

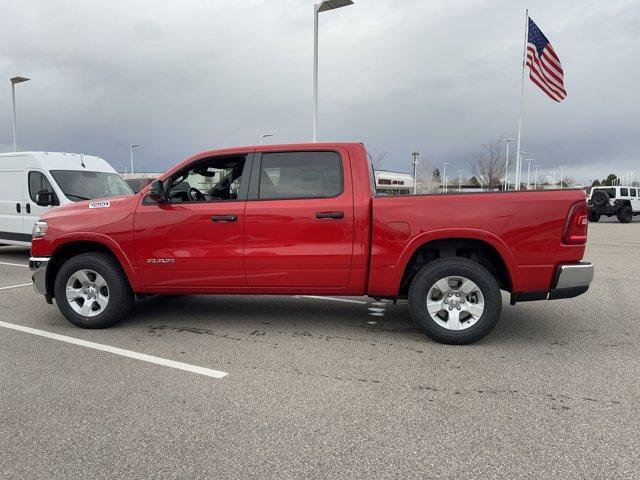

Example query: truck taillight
[562,202,588,245]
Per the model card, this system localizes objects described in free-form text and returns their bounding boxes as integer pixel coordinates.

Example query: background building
[374,169,413,195]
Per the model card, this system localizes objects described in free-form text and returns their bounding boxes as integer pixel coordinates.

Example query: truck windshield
[50,170,133,201]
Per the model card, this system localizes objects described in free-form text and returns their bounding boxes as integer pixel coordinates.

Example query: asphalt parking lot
[1,219,639,479]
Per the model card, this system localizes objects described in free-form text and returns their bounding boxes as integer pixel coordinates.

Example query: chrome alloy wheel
[65,269,109,317]
[426,276,485,331]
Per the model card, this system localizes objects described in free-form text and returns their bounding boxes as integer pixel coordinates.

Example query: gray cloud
[1,0,638,185]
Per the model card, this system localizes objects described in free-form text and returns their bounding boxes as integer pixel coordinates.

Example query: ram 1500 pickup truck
[30,143,594,344]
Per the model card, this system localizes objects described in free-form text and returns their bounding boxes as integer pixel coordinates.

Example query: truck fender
[393,228,522,292]
[50,232,142,290]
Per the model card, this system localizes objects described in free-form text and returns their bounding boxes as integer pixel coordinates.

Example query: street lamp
[534,165,541,190]
[260,133,274,145]
[10,76,30,152]
[458,169,463,192]
[499,139,515,191]
[559,165,566,188]
[129,144,140,175]
[313,0,354,142]
[411,150,420,195]
[442,162,449,193]
[525,159,534,190]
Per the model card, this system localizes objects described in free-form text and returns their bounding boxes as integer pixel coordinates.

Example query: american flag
[525,18,567,102]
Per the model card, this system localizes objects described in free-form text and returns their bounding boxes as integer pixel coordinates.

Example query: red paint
[32,143,588,298]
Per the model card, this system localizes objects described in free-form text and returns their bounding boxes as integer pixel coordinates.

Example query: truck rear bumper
[511,262,594,304]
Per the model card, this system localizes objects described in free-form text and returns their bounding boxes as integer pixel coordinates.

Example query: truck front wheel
[408,257,501,345]
[54,252,134,328]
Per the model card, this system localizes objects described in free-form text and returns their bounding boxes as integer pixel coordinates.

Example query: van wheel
[54,252,134,328]
[408,257,502,345]
[617,206,633,223]
[588,210,600,222]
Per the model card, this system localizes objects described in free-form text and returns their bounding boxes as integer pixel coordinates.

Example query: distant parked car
[588,186,640,223]
[125,177,156,193]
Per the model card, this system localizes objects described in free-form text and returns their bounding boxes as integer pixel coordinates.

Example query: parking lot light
[313,0,354,142]
[10,76,30,152]
[130,144,140,175]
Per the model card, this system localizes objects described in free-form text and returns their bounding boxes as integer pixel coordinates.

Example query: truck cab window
[258,151,342,199]
[168,155,246,203]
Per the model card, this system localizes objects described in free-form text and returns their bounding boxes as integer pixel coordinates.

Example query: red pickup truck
[29,143,593,344]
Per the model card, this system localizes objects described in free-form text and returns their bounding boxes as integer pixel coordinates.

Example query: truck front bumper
[29,257,50,296]
[511,261,594,303]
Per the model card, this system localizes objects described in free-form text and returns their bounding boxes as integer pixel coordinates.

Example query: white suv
[588,186,640,223]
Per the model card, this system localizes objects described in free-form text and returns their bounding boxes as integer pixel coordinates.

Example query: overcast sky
[1,0,638,184]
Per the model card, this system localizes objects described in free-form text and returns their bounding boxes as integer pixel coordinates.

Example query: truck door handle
[16,203,21,213]
[316,211,344,220]
[26,203,31,214]
[211,214,237,222]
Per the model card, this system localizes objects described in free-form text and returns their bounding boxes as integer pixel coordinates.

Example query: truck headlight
[32,221,48,239]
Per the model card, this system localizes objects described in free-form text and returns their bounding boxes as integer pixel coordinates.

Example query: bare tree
[468,141,506,191]
[370,149,387,170]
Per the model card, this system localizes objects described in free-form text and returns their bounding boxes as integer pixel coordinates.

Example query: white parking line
[297,295,368,305]
[0,261,28,268]
[0,321,229,379]
[0,283,32,291]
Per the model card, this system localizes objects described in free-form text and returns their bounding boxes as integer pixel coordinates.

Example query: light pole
[458,169,463,192]
[442,162,449,193]
[499,139,515,191]
[129,144,139,175]
[534,165,541,190]
[411,150,420,194]
[260,134,274,145]
[525,159,534,190]
[313,0,354,142]
[559,165,566,188]
[10,76,30,152]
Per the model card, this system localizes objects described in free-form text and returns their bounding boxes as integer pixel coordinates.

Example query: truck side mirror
[35,190,55,207]
[148,180,166,203]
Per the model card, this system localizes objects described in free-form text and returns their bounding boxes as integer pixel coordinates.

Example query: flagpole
[514,9,529,191]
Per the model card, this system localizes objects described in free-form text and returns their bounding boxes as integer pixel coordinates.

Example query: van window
[620,188,629,196]
[258,151,343,200]
[50,170,132,201]
[28,171,58,205]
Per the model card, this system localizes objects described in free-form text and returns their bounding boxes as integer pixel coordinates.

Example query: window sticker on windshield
[89,201,110,209]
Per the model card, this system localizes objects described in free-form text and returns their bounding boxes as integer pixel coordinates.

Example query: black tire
[408,257,502,345]
[54,252,134,328]
[588,210,600,222]
[617,205,633,223]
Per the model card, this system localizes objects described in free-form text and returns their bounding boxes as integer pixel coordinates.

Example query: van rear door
[0,156,28,244]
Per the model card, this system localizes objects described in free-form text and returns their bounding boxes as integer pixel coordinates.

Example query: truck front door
[243,149,354,289]
[133,154,251,289]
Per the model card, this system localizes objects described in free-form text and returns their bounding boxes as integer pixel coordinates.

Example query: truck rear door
[243,149,354,288]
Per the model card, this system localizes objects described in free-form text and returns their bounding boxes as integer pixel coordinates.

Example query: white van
[0,152,133,246]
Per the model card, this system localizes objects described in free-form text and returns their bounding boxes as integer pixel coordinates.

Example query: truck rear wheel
[408,257,501,345]
[588,210,600,222]
[617,205,633,223]
[54,252,134,328]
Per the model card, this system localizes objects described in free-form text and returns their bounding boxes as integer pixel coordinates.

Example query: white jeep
[588,186,640,223]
